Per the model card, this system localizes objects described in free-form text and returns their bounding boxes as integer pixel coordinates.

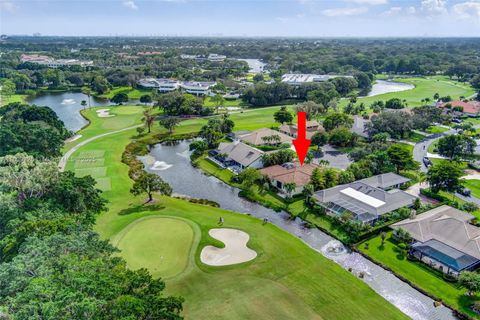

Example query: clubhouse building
[137,78,215,96]
[392,205,480,276]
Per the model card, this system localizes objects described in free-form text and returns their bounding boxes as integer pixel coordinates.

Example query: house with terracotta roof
[259,162,319,195]
[279,121,323,139]
[438,100,480,117]
[391,205,480,275]
[237,128,293,146]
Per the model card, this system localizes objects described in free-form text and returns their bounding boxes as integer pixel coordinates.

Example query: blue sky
[0,0,479,36]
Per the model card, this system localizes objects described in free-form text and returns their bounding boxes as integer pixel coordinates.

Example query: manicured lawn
[63,105,147,152]
[426,125,449,134]
[463,179,480,199]
[406,131,426,143]
[339,76,475,111]
[63,106,409,320]
[97,86,154,100]
[359,232,477,318]
[112,216,197,279]
[203,96,245,107]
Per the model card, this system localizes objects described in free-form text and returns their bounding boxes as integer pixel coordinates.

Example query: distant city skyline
[1,0,479,37]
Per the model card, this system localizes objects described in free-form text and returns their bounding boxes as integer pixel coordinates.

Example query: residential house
[279,120,323,139]
[237,128,293,146]
[438,100,480,117]
[209,141,264,172]
[313,173,415,224]
[391,205,480,275]
[260,162,319,195]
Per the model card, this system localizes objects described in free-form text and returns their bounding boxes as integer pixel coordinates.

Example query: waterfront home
[237,128,293,146]
[391,205,480,276]
[313,173,415,224]
[209,141,264,173]
[260,162,319,195]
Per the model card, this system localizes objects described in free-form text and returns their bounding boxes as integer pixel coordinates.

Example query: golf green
[113,216,198,278]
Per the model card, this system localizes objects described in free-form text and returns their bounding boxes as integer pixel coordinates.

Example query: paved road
[58,124,142,172]
[412,130,455,172]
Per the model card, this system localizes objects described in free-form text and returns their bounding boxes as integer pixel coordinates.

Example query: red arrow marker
[292,111,311,166]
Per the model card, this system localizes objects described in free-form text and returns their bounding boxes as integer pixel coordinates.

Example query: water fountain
[321,240,347,256]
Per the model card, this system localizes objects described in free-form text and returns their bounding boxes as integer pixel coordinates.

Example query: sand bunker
[201,228,257,266]
[96,108,115,118]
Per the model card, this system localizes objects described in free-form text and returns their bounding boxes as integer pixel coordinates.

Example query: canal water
[140,140,456,320]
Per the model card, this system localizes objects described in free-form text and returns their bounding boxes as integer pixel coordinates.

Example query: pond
[237,58,266,74]
[367,80,415,97]
[140,140,457,320]
[28,91,140,132]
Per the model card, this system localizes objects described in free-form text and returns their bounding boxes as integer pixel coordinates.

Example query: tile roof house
[391,205,480,275]
[279,121,324,139]
[259,162,320,195]
[213,141,264,171]
[438,100,480,116]
[237,128,293,146]
[313,173,415,224]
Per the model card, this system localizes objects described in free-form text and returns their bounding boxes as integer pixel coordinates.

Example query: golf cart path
[58,124,142,172]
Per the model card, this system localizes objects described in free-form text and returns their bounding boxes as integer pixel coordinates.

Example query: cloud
[345,0,388,5]
[0,0,17,13]
[452,1,480,20]
[321,7,368,17]
[382,5,416,16]
[123,0,138,10]
[421,0,447,15]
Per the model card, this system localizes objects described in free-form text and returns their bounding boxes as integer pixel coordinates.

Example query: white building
[137,78,180,92]
[180,81,215,96]
[20,54,93,68]
[281,73,353,86]
[180,53,227,62]
[137,78,215,96]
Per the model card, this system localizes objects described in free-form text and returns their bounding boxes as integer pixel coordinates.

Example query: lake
[28,92,142,132]
[367,80,415,97]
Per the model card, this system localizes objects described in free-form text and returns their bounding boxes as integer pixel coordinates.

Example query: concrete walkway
[58,124,142,172]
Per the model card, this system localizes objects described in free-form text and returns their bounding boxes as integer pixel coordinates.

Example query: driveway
[315,145,352,170]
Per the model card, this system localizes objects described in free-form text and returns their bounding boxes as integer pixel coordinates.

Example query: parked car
[458,188,471,197]
[452,118,462,124]
[423,157,432,167]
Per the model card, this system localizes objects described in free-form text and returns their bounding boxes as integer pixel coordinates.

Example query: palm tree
[81,87,92,108]
[142,108,156,133]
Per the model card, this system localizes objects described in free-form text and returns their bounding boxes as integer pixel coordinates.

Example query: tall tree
[130,172,172,202]
[427,161,464,195]
[159,117,180,134]
[273,106,293,124]
[387,144,418,173]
